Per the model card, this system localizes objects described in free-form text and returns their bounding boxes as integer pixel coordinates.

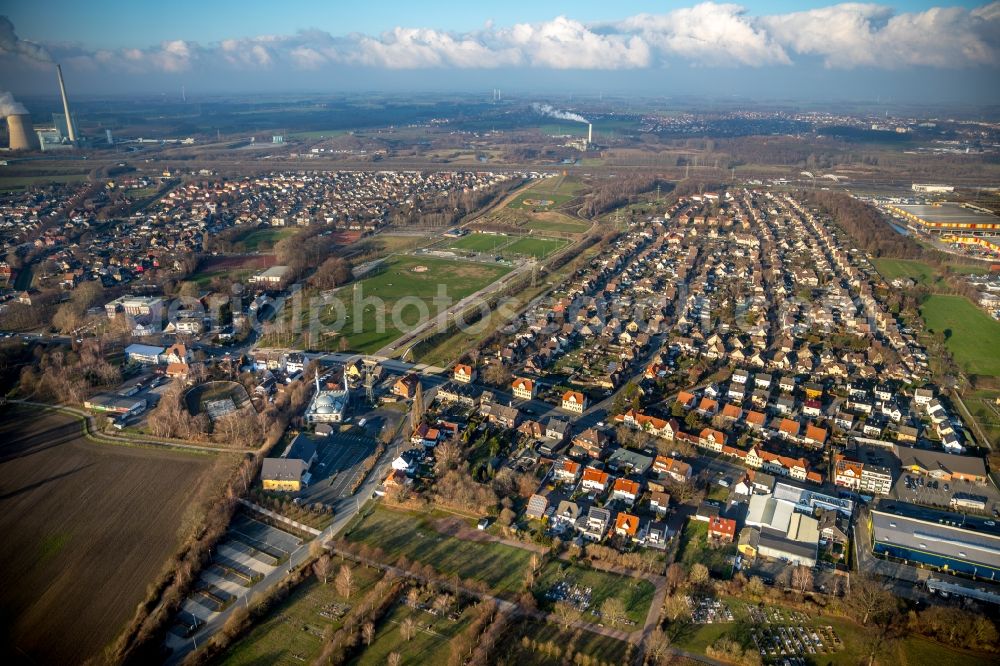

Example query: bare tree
[313,554,332,585]
[665,563,687,594]
[689,563,709,586]
[387,652,401,666]
[335,564,353,599]
[362,621,375,646]
[552,600,581,629]
[661,594,691,623]
[432,593,453,616]
[646,626,672,665]
[401,616,416,641]
[600,597,627,628]
[791,565,813,593]
[848,574,896,626]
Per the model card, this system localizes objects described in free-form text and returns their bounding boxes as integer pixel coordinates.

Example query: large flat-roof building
[889,203,1000,238]
[868,501,1000,580]
[894,447,988,484]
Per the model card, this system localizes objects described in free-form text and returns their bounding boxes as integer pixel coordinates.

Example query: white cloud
[760,2,1000,68]
[3,3,997,77]
[611,2,790,67]
[499,16,650,69]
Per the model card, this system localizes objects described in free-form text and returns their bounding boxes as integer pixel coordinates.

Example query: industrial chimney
[7,114,39,151]
[587,123,592,146]
[56,64,76,143]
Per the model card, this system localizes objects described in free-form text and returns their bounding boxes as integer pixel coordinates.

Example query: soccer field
[317,255,510,353]
[447,233,510,252]
[504,236,568,258]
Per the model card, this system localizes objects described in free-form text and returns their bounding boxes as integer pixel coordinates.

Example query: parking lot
[892,472,1000,517]
[300,432,378,506]
[166,509,305,647]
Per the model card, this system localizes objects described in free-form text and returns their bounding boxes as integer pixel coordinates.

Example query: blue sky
[1,2,998,102]
[4,1,987,48]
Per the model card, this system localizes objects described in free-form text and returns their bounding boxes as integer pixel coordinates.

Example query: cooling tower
[7,114,38,151]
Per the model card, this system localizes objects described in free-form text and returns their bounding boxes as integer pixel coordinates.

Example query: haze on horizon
[1,1,999,104]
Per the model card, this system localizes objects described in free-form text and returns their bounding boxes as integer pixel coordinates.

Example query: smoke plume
[532,103,588,124]
[0,15,52,62]
[0,91,28,116]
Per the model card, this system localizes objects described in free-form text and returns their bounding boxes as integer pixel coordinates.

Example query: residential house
[552,501,581,531]
[453,364,476,384]
[512,377,536,400]
[653,455,692,484]
[553,459,582,484]
[582,507,611,541]
[526,494,549,520]
[393,373,419,399]
[614,512,641,541]
[709,516,737,544]
[611,478,641,506]
[571,427,607,459]
[561,390,587,414]
[581,467,610,493]
[607,448,654,475]
[650,491,671,517]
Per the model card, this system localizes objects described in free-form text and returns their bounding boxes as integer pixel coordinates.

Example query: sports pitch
[317,254,511,353]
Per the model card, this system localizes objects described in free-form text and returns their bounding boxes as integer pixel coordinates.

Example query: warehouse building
[889,203,1000,238]
[869,501,1000,580]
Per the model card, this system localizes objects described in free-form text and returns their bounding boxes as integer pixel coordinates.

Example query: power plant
[55,64,77,144]
[6,113,39,151]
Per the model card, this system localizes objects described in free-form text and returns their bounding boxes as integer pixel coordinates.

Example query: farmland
[342,505,534,596]
[312,254,511,353]
[920,294,1000,377]
[0,406,215,665]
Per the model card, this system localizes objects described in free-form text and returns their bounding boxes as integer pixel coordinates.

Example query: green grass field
[312,255,510,353]
[872,258,938,285]
[524,217,591,234]
[965,388,1000,446]
[238,227,296,251]
[343,506,534,596]
[920,294,1000,377]
[500,619,631,664]
[220,565,382,665]
[873,257,990,288]
[448,233,510,252]
[503,237,568,258]
[352,601,473,666]
[534,561,655,625]
[508,192,576,210]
